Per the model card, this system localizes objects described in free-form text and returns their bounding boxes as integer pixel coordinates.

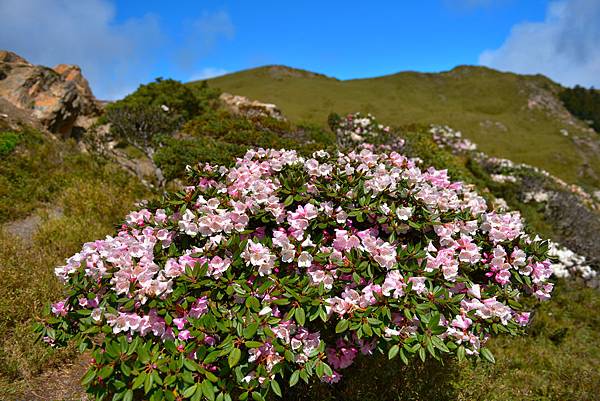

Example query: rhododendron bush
[331,112,402,150]
[37,146,554,401]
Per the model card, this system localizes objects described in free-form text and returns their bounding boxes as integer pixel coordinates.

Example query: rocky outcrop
[219,92,286,121]
[0,50,100,136]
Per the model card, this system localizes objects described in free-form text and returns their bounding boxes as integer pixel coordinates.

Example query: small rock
[219,92,286,121]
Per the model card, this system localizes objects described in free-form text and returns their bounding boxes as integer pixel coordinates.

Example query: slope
[195,65,600,190]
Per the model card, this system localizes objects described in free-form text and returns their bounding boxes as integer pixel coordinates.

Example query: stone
[0,50,100,136]
[219,92,286,121]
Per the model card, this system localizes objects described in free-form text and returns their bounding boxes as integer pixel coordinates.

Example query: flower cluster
[39,146,553,400]
[429,125,477,153]
[549,241,598,288]
[333,112,400,149]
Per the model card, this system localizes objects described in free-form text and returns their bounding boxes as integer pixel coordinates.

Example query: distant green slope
[192,65,600,189]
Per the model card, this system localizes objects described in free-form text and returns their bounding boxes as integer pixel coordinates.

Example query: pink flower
[51,299,68,317]
[408,276,427,294]
[173,317,187,330]
[178,330,193,341]
[326,339,358,370]
[154,209,167,224]
[451,315,472,330]
[514,312,531,326]
[208,256,231,277]
[189,297,208,318]
[321,371,342,383]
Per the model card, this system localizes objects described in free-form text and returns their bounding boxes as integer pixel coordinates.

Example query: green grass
[196,65,600,190]
[0,128,148,395]
[0,131,21,157]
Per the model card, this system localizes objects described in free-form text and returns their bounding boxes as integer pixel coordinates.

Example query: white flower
[297,251,313,268]
[396,206,413,221]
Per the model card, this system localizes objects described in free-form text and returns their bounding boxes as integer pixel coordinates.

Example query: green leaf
[270,380,282,397]
[431,336,450,353]
[182,384,198,398]
[399,348,409,365]
[132,372,147,389]
[251,392,264,401]
[428,312,441,329]
[243,322,259,339]
[144,369,154,394]
[81,369,96,386]
[184,358,199,372]
[362,322,373,336]
[481,348,496,364]
[294,307,306,326]
[203,350,222,364]
[245,296,260,311]
[323,363,333,377]
[335,319,349,333]
[388,344,400,359]
[98,365,114,380]
[202,379,215,401]
[123,389,134,401]
[316,361,324,377]
[228,347,241,368]
[457,345,466,362]
[289,370,300,387]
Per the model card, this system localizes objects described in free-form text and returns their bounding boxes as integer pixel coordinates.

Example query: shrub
[154,112,335,181]
[38,144,553,400]
[106,78,220,122]
[559,85,600,133]
[330,112,399,150]
[106,105,181,152]
[154,136,246,182]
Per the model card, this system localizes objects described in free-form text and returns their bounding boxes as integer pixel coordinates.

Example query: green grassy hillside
[195,65,600,190]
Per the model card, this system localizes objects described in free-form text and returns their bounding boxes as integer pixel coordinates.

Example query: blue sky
[1,0,598,99]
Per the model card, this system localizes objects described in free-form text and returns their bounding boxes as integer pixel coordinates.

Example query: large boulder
[0,50,100,136]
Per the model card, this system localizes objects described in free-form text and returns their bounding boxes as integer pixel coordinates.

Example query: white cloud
[479,0,600,87]
[0,0,165,99]
[190,68,229,82]
[177,11,235,71]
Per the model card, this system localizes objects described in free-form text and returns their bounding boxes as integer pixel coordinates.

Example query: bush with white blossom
[549,242,598,288]
[429,125,477,153]
[331,112,402,150]
[37,146,554,401]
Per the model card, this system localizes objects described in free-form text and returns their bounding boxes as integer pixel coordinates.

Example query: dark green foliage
[559,85,600,132]
[0,131,21,157]
[106,78,219,121]
[105,104,182,154]
[154,111,335,181]
[154,135,246,181]
[103,78,220,152]
[327,112,342,132]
